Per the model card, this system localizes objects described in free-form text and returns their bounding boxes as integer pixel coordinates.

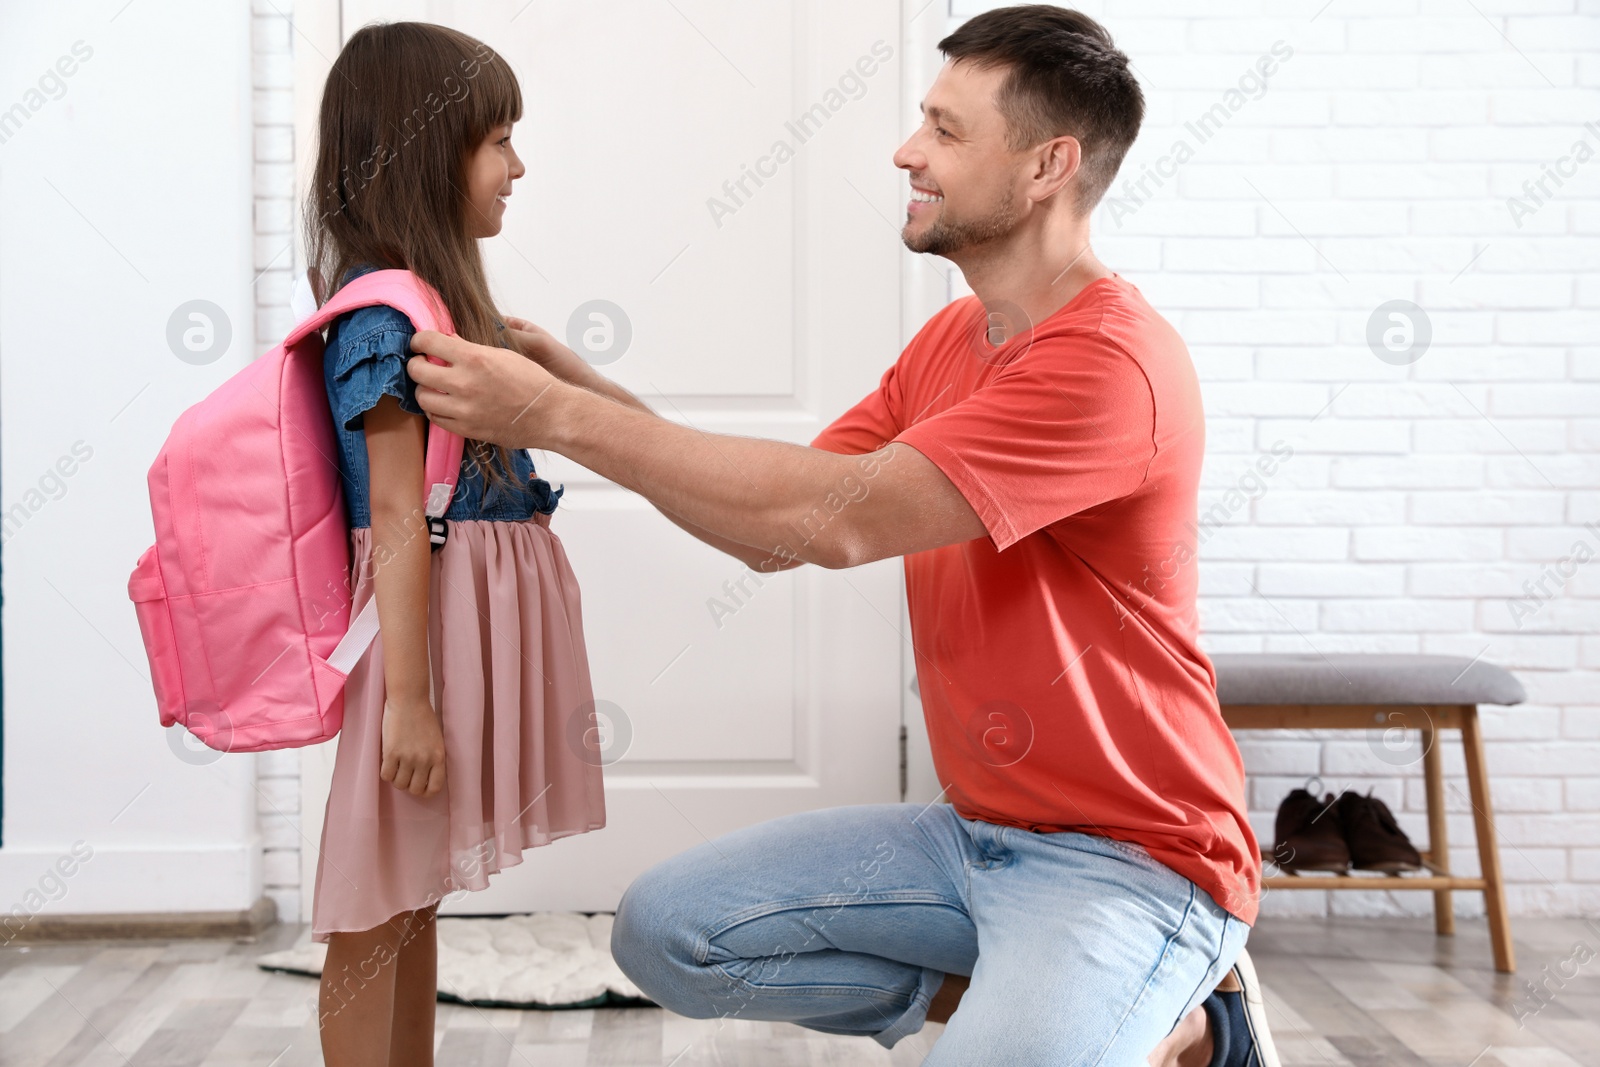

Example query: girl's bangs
[465,46,523,136]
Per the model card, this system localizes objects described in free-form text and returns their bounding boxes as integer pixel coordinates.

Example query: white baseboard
[0,842,262,920]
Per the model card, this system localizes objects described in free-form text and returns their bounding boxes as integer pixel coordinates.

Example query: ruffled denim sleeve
[327,303,424,431]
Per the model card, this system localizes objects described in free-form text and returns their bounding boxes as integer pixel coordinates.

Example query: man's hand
[502,316,604,390]
[408,329,988,569]
[408,330,570,448]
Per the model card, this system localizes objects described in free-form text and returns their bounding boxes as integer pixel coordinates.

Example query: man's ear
[1032,135,1081,202]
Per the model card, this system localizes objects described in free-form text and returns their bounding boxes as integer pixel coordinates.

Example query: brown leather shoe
[1336,791,1423,873]
[1272,788,1350,872]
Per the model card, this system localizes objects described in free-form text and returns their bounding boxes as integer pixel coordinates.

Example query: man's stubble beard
[901,184,1021,258]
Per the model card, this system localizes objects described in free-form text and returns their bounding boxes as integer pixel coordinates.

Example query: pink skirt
[311,513,606,942]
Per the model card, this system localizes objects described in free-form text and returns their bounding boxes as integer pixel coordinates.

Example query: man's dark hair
[938,5,1143,214]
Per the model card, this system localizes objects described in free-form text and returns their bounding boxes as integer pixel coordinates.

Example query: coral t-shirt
[811,274,1260,924]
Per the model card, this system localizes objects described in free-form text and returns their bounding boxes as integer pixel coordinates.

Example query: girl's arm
[364,392,447,798]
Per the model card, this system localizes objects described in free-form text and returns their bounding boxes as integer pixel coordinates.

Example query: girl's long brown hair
[305,21,527,491]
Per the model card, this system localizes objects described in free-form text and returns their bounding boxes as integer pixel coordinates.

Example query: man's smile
[908,183,944,214]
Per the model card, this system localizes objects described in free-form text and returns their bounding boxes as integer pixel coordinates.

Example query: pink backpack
[127,270,465,753]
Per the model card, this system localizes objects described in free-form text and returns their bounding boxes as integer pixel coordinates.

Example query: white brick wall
[953,0,1600,918]
[252,0,301,923]
[251,1,1599,923]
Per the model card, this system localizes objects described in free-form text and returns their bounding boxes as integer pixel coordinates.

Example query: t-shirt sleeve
[892,335,1157,552]
[810,361,906,456]
[327,303,425,431]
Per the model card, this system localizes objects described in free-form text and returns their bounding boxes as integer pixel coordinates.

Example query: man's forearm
[546,383,879,569]
[407,332,979,569]
[566,372,809,571]
[656,509,807,572]
[571,365,650,414]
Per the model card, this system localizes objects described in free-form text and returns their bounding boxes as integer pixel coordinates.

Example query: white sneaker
[1227,948,1281,1067]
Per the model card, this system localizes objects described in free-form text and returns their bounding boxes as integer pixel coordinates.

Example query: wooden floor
[2,916,1597,1065]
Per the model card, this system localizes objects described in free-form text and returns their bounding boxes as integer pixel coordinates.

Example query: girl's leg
[319,921,403,1067]
[387,904,440,1067]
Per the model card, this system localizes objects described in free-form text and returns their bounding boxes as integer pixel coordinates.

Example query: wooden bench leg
[1422,721,1453,937]
[1461,705,1516,973]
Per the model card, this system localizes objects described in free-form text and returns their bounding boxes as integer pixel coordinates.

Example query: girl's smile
[468,123,524,237]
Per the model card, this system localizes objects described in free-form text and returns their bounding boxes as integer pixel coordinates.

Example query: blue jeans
[610,802,1249,1064]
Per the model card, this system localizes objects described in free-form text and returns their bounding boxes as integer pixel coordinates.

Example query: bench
[1212,652,1526,973]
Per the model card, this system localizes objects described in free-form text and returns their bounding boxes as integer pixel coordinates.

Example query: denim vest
[321,265,562,529]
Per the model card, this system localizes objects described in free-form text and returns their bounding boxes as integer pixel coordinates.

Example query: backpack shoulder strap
[313,270,469,677]
[286,269,448,346]
[288,270,466,521]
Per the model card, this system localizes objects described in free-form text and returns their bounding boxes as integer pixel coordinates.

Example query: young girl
[303,23,605,1066]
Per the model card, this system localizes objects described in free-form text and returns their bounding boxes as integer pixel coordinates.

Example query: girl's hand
[503,316,601,388]
[380,696,447,798]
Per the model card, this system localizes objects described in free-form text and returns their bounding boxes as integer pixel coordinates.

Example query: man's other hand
[502,315,603,390]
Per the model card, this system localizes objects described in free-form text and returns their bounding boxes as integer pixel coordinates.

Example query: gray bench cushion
[1211,653,1526,707]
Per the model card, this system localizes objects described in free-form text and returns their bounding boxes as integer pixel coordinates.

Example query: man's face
[893,60,1028,258]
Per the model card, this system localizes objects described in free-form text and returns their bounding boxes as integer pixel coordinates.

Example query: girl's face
[465,123,524,238]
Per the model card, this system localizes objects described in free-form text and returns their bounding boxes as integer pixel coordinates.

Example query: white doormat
[257,912,653,1009]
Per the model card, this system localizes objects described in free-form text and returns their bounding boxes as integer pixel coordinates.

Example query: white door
[297,0,922,914]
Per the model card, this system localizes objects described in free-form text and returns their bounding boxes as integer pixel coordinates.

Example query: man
[408,6,1277,1063]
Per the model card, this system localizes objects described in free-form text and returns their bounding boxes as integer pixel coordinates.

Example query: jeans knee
[610,861,717,1016]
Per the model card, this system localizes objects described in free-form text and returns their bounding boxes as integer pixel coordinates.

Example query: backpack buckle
[425,482,452,552]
